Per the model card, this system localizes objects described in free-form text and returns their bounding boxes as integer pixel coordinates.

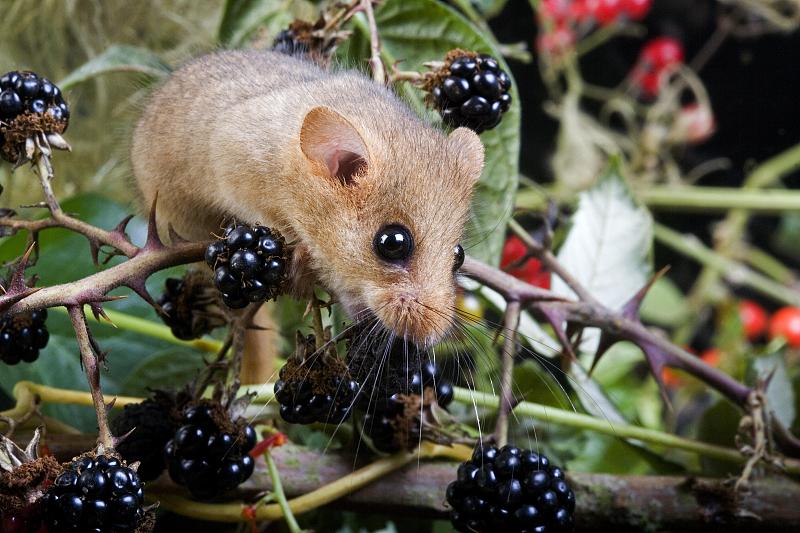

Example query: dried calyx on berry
[206,222,288,309]
[275,331,360,425]
[270,18,351,66]
[110,391,183,482]
[43,451,154,533]
[164,400,257,500]
[1,428,61,533]
[157,271,227,340]
[347,328,456,452]
[423,49,512,134]
[0,308,49,366]
[0,70,70,164]
[447,443,576,533]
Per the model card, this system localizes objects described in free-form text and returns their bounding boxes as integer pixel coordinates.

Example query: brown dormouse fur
[131,50,484,346]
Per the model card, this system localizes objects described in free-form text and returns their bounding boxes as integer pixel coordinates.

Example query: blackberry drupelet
[0,309,49,365]
[447,443,576,533]
[43,454,148,532]
[427,51,512,134]
[164,402,257,500]
[275,333,360,425]
[347,330,454,409]
[111,398,177,482]
[272,29,310,56]
[157,272,226,340]
[0,71,69,163]
[206,223,287,309]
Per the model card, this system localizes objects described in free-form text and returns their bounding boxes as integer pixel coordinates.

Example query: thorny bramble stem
[67,305,114,449]
[494,300,520,448]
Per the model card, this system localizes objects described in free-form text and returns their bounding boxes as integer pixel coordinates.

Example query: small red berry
[500,236,551,289]
[536,26,576,56]
[641,37,684,69]
[769,307,800,347]
[620,0,652,20]
[672,103,715,144]
[587,0,624,26]
[700,348,722,367]
[738,300,768,341]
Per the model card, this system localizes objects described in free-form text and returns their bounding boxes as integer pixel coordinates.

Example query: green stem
[654,223,800,307]
[677,142,800,342]
[453,387,800,472]
[241,384,800,472]
[741,244,797,285]
[49,305,224,353]
[516,185,800,213]
[266,450,303,533]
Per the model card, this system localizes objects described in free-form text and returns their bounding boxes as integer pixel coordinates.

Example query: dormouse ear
[300,106,369,187]
[448,127,485,184]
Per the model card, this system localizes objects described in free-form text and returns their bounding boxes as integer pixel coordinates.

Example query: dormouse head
[294,105,484,347]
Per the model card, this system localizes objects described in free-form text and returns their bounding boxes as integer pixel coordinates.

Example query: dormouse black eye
[374,225,414,263]
[453,244,465,272]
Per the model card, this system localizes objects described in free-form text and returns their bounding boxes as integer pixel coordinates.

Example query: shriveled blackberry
[425,51,512,134]
[206,223,287,309]
[272,29,310,56]
[0,308,49,365]
[447,443,576,533]
[275,332,360,425]
[43,453,151,533]
[111,397,178,482]
[157,271,227,340]
[1,429,61,533]
[0,70,69,163]
[164,401,257,500]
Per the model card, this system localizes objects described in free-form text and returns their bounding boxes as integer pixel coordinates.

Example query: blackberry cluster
[43,454,147,532]
[157,273,226,340]
[348,332,455,452]
[447,444,576,533]
[0,71,69,162]
[111,398,177,482]
[359,361,454,453]
[429,53,512,134]
[0,309,49,365]
[206,223,287,309]
[165,403,257,500]
[272,29,309,56]
[0,71,69,125]
[275,334,360,425]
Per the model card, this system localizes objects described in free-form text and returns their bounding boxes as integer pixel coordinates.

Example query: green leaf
[640,276,690,327]
[347,0,521,265]
[552,161,653,353]
[58,45,171,91]
[750,351,796,429]
[121,349,206,396]
[217,0,315,48]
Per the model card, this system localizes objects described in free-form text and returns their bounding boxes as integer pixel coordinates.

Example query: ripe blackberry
[0,71,69,163]
[426,51,512,134]
[272,29,310,56]
[43,453,150,533]
[164,402,257,500]
[0,309,49,365]
[206,223,287,309]
[157,271,227,340]
[275,333,360,425]
[447,444,576,533]
[111,397,178,482]
[347,330,454,409]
